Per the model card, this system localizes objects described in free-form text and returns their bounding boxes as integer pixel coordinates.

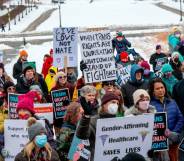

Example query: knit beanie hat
[54,71,67,82]
[101,93,119,106]
[3,81,15,92]
[16,92,35,114]
[0,63,5,72]
[27,117,47,141]
[140,61,150,70]
[23,66,34,75]
[117,31,123,37]
[30,85,43,95]
[120,51,129,63]
[161,64,173,74]
[156,44,161,50]
[19,50,28,57]
[122,152,146,161]
[133,89,150,105]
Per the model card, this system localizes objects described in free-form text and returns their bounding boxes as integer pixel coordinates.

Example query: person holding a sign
[149,78,184,161]
[76,93,120,161]
[15,117,60,161]
[121,64,148,108]
[16,92,56,149]
[13,50,28,81]
[125,89,156,116]
[51,71,74,100]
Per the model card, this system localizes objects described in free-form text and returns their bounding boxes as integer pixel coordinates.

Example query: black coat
[16,73,48,98]
[13,58,23,80]
[149,52,168,72]
[169,60,183,80]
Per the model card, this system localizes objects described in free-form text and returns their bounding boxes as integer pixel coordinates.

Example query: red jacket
[42,56,53,78]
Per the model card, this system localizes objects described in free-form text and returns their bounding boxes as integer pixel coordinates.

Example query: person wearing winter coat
[0,63,12,91]
[16,92,56,149]
[140,61,155,83]
[149,78,184,161]
[45,66,57,92]
[15,117,60,161]
[168,27,181,53]
[30,85,47,103]
[125,89,156,116]
[112,32,131,62]
[16,65,48,100]
[161,64,178,96]
[122,152,146,161]
[56,102,84,160]
[79,85,99,116]
[13,50,28,81]
[149,45,168,73]
[42,49,53,79]
[121,64,148,108]
[76,93,120,161]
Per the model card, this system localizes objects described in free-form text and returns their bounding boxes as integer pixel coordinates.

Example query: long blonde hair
[23,141,52,161]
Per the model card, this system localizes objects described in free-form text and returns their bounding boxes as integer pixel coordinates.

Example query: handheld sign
[94,114,154,161]
[8,93,20,119]
[79,30,116,83]
[117,64,131,86]
[51,88,70,119]
[22,61,36,71]
[34,103,54,124]
[53,27,78,68]
[152,112,168,151]
[4,120,45,161]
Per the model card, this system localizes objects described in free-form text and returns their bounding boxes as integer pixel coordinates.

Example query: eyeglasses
[58,76,67,79]
[103,82,114,86]
[7,87,15,91]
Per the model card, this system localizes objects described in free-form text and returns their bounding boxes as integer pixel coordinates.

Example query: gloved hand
[80,96,92,115]
[80,60,87,72]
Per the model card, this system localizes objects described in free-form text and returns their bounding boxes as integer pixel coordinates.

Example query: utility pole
[58,1,61,28]
[180,0,183,21]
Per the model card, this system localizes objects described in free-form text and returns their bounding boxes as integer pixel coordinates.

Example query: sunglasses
[103,82,114,86]
[58,76,67,79]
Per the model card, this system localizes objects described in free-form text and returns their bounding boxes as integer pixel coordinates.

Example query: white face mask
[107,103,118,115]
[175,34,181,38]
[138,101,149,111]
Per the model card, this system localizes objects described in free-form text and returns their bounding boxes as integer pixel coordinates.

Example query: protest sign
[155,57,167,71]
[79,30,116,83]
[4,119,45,161]
[53,27,78,68]
[117,64,131,86]
[34,103,53,124]
[22,61,36,71]
[152,112,168,151]
[68,133,90,161]
[51,88,70,119]
[94,114,154,161]
[8,93,20,119]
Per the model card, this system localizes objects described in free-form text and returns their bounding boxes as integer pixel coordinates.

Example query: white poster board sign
[94,114,154,161]
[34,103,53,124]
[4,119,45,161]
[117,64,131,86]
[79,30,116,83]
[53,27,78,68]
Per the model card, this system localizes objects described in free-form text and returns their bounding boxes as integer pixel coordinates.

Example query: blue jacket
[168,34,180,52]
[150,97,184,133]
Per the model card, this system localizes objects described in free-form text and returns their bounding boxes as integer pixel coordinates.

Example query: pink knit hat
[16,91,36,114]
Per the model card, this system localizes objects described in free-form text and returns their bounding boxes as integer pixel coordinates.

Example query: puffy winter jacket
[168,34,180,52]
[121,64,148,108]
[45,66,57,92]
[150,97,184,133]
[13,58,23,81]
[42,56,53,79]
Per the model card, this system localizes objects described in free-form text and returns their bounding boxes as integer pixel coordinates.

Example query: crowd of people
[0,27,183,161]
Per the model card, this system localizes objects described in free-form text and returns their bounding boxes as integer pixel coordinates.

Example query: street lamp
[180,0,183,21]
[14,3,16,25]
[18,1,21,21]
[58,0,61,28]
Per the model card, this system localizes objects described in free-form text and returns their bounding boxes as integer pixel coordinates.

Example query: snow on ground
[36,0,181,31]
[159,0,184,12]
[0,44,13,50]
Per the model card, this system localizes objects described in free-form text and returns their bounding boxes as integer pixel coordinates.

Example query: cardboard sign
[68,133,90,161]
[79,30,116,83]
[34,103,53,124]
[53,27,78,68]
[117,64,131,86]
[94,114,154,161]
[4,119,45,161]
[22,61,36,71]
[152,112,168,151]
[51,88,70,119]
[8,93,20,119]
